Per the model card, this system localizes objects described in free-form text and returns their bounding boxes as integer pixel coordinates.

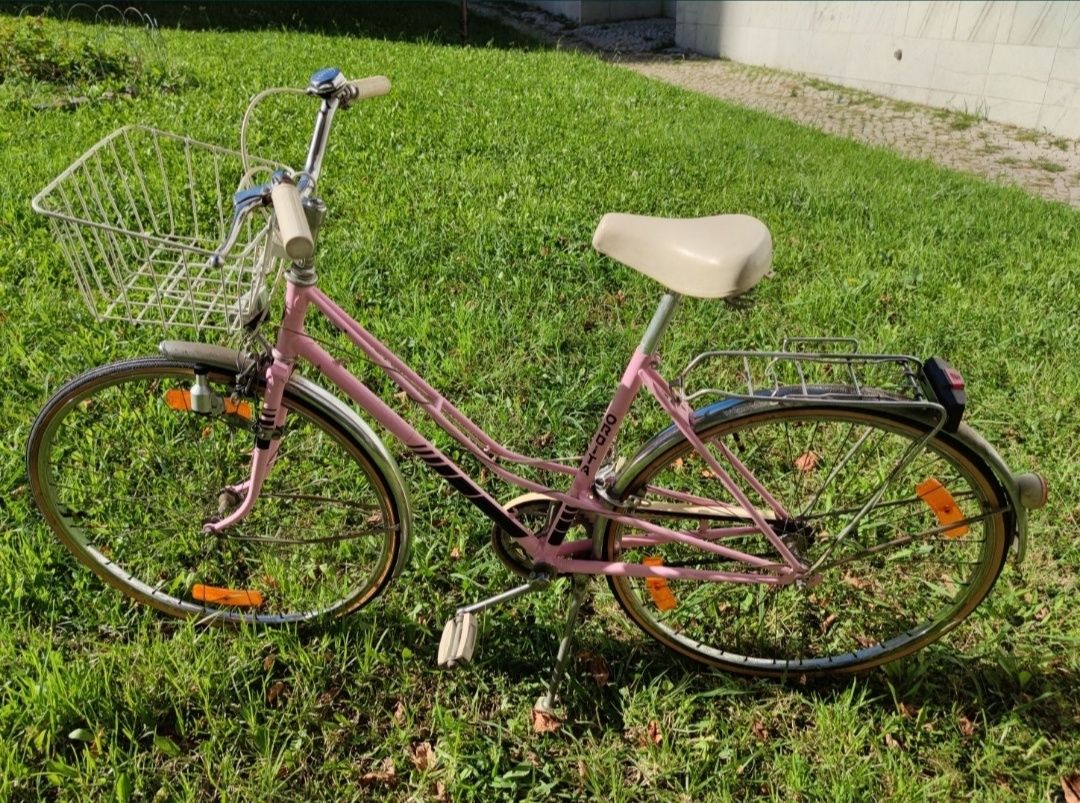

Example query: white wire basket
[32,125,286,333]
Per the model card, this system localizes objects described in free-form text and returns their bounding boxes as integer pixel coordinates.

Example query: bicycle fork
[202,355,293,534]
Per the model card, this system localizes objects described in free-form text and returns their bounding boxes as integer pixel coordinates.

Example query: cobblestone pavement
[472,4,1080,209]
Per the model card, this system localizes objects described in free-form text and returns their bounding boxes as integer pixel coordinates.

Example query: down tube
[290,332,536,542]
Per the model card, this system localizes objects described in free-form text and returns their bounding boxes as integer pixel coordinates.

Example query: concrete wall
[532,1,665,24]
[676,1,1080,138]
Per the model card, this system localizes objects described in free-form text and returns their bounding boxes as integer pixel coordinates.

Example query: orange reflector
[643,556,678,611]
[915,478,969,538]
[164,388,252,420]
[191,584,264,608]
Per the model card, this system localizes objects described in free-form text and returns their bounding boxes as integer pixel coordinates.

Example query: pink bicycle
[28,69,1046,708]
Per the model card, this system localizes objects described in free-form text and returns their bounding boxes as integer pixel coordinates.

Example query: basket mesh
[32,125,286,332]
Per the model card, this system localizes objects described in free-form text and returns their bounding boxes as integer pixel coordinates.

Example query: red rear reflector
[944,368,965,390]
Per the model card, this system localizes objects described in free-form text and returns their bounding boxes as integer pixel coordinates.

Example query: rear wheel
[602,404,1010,676]
[27,357,405,625]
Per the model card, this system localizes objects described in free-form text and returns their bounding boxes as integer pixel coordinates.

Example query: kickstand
[535,575,590,714]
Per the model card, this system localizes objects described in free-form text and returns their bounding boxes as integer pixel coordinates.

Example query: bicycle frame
[205,280,811,588]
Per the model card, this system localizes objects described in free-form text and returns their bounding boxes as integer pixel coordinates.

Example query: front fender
[158,340,414,580]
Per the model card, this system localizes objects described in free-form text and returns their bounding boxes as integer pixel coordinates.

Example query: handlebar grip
[270,179,314,261]
[347,75,391,101]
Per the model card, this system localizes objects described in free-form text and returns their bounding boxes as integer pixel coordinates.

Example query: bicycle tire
[601,400,1010,676]
[27,356,406,625]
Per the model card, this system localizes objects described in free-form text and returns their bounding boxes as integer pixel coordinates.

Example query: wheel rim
[605,408,1008,674]
[30,362,399,624]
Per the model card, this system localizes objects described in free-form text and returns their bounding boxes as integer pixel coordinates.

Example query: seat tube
[640,292,680,356]
[543,293,681,548]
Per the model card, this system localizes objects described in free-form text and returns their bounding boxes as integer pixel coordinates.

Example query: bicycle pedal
[437,612,477,668]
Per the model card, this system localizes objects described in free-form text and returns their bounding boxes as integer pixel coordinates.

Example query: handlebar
[270,176,313,261]
[209,69,391,267]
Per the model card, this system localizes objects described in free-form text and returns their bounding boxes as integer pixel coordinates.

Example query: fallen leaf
[1062,775,1080,803]
[262,654,276,672]
[957,714,977,738]
[360,757,396,787]
[409,741,435,771]
[577,760,588,781]
[266,680,286,705]
[841,572,874,591]
[793,451,819,472]
[854,634,877,649]
[392,700,406,726]
[531,707,562,734]
[394,391,408,404]
[751,720,770,743]
[577,650,610,688]
[898,702,920,719]
[647,720,662,745]
[672,458,685,472]
[884,733,905,751]
[433,779,450,802]
[820,612,838,635]
[449,547,461,560]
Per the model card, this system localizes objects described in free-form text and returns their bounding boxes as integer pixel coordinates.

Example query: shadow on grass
[465,608,1078,744]
[68,1,544,50]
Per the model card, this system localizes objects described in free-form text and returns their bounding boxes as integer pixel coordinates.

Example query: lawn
[1,4,1078,801]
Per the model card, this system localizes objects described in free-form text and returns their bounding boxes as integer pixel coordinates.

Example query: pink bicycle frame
[206,281,810,587]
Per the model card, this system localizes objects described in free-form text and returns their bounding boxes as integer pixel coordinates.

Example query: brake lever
[208,184,272,268]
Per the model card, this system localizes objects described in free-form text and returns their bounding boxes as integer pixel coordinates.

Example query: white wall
[531,1,664,24]
[676,1,1080,138]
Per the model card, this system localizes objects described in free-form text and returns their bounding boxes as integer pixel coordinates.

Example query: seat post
[639,292,680,356]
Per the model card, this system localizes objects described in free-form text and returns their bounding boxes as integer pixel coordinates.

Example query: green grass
[1029,158,1067,174]
[3,5,1080,801]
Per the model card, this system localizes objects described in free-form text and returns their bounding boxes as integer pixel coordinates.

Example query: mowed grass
[1,5,1079,801]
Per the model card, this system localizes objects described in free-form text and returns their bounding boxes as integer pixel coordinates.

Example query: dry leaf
[360,757,397,787]
[577,650,610,688]
[394,391,408,404]
[409,741,435,771]
[449,547,462,560]
[262,654,276,672]
[841,572,874,591]
[884,733,905,751]
[392,700,406,726]
[751,720,770,743]
[820,612,838,635]
[531,707,562,734]
[577,760,588,781]
[898,702,920,719]
[957,714,977,738]
[266,681,286,705]
[647,720,662,745]
[854,634,877,649]
[433,779,451,802]
[793,451,819,472]
[1061,775,1080,803]
[672,457,685,472]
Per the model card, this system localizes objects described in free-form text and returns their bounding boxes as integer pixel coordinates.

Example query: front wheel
[601,403,1010,676]
[27,357,406,625]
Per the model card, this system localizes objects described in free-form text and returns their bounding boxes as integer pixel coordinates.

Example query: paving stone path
[472,4,1080,209]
